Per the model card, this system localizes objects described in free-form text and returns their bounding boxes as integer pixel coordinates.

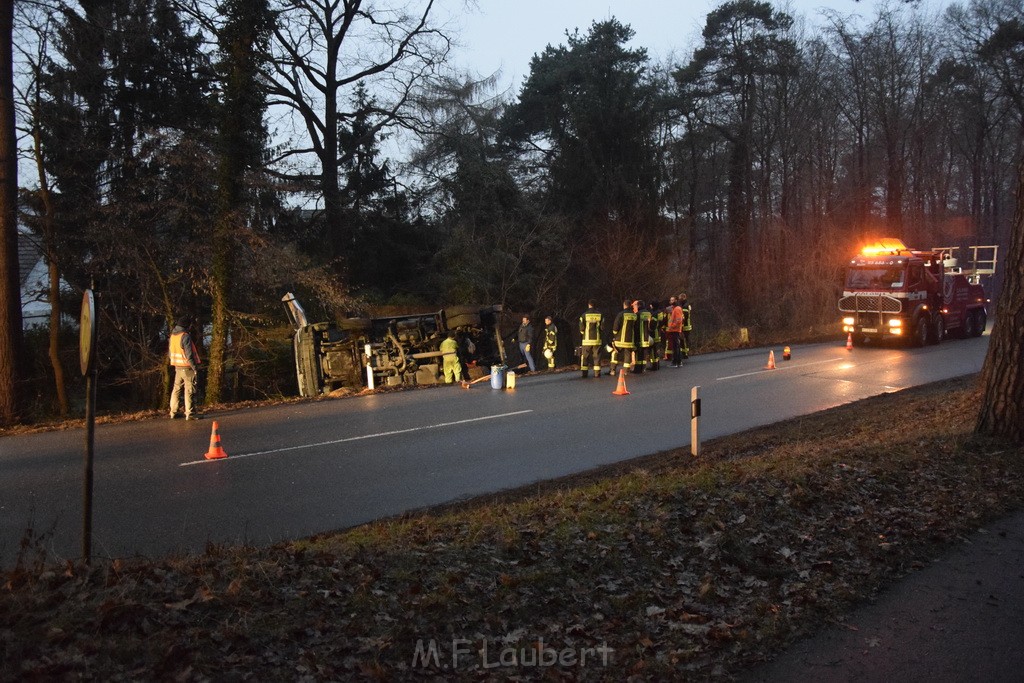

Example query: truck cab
[839,239,991,347]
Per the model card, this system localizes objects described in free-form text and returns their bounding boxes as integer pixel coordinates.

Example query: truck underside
[283,294,506,396]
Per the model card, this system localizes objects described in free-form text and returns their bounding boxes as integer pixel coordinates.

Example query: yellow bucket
[505,370,516,390]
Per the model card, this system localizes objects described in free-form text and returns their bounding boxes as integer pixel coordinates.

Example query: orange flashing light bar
[860,238,909,256]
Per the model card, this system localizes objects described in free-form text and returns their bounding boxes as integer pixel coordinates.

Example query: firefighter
[666,296,683,367]
[169,317,202,420]
[651,303,667,370]
[635,300,652,373]
[578,299,604,378]
[662,297,676,361]
[679,293,693,359]
[440,330,463,383]
[609,299,637,376]
[543,315,558,369]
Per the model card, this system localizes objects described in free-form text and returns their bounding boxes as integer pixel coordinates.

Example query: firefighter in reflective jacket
[440,331,462,383]
[680,293,693,359]
[609,299,637,376]
[652,301,666,368]
[578,300,603,378]
[543,315,558,369]
[635,300,652,373]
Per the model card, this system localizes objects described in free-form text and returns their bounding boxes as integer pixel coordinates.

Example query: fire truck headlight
[888,318,902,328]
[842,317,855,326]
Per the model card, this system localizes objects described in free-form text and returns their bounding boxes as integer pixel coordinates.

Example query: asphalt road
[0,334,991,569]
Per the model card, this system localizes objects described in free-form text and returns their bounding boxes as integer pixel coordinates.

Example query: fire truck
[839,239,996,347]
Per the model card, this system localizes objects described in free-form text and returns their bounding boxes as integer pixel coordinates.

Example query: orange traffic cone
[204,421,228,460]
[783,345,791,361]
[846,333,854,351]
[764,350,776,370]
[612,368,630,396]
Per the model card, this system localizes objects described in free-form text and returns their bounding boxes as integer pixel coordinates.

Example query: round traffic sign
[80,290,96,376]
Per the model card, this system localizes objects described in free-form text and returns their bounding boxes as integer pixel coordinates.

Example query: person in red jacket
[666,296,684,367]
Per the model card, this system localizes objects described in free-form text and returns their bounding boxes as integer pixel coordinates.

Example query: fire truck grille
[839,294,903,314]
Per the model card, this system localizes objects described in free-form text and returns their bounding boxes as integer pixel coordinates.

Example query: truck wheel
[911,315,929,347]
[972,310,986,337]
[928,314,943,345]
[444,306,481,329]
[962,312,976,339]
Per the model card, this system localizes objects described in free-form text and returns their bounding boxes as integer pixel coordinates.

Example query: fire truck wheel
[971,310,986,337]
[962,312,977,338]
[911,315,929,347]
[928,314,944,345]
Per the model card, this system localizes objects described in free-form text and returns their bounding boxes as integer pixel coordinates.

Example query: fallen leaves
[3,378,1023,681]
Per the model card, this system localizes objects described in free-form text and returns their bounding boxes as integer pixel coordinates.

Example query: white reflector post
[690,385,701,457]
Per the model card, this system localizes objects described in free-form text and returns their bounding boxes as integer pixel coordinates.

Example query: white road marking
[716,357,844,381]
[180,410,534,467]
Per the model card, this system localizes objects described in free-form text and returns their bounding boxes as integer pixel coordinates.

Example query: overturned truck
[282,293,507,396]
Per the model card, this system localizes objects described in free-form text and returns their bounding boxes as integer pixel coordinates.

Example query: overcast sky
[438,0,953,92]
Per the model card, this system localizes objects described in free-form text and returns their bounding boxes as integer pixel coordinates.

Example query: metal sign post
[80,289,97,564]
[690,385,701,457]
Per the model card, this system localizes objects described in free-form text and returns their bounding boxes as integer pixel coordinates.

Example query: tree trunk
[47,257,67,417]
[0,0,23,427]
[206,256,228,405]
[975,158,1024,442]
[33,112,68,417]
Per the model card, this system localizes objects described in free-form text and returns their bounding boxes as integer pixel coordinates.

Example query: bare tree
[674,0,796,320]
[953,0,1024,442]
[976,158,1024,441]
[15,4,68,416]
[265,0,451,263]
[0,0,23,427]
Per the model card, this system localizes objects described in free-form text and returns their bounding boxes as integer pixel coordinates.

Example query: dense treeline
[5,0,1023,422]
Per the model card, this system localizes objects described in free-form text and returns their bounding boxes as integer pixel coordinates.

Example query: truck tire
[927,314,943,345]
[971,310,986,337]
[444,306,481,329]
[962,312,976,339]
[911,315,929,347]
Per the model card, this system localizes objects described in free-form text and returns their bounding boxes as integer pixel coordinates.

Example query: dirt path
[741,508,1024,682]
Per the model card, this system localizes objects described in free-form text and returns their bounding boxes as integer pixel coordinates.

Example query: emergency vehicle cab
[839,238,994,347]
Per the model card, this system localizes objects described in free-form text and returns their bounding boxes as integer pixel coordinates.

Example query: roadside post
[79,288,97,564]
[690,385,701,457]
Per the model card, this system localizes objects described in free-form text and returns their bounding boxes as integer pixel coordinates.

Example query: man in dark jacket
[517,316,536,372]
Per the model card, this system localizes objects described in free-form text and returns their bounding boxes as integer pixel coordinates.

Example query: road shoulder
[742,507,1024,682]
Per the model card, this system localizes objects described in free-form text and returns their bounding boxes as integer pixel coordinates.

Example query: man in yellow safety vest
[440,331,463,383]
[169,317,202,419]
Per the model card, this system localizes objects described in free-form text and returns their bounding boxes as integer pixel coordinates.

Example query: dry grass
[2,376,1022,681]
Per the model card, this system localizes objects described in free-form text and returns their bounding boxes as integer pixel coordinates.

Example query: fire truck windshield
[846,266,905,290]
